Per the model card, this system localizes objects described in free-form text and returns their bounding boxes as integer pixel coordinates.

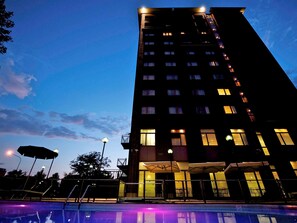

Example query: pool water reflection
[0,201,297,223]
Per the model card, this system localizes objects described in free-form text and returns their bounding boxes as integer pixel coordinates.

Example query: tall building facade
[120,7,297,200]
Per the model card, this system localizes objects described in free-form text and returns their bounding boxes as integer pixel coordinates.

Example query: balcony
[121,134,130,149]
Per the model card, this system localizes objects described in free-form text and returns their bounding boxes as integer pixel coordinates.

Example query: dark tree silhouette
[0,0,14,54]
[69,151,111,178]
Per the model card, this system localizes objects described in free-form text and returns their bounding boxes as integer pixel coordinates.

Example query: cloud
[0,107,130,140]
[0,59,37,99]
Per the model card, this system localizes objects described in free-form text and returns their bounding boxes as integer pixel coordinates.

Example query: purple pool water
[0,201,297,223]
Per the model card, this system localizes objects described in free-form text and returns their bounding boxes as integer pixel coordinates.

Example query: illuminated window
[164,51,175,55]
[171,129,187,146]
[144,33,155,37]
[143,74,155,80]
[217,89,231,95]
[213,74,224,80]
[196,106,210,114]
[290,161,297,176]
[201,129,218,146]
[210,172,230,197]
[169,106,183,114]
[233,77,241,86]
[141,107,155,114]
[209,61,219,66]
[142,90,155,96]
[274,129,294,145]
[224,106,237,114]
[187,62,198,67]
[222,53,229,60]
[256,132,270,156]
[201,31,207,35]
[165,62,176,67]
[163,32,172,36]
[166,74,178,80]
[144,51,155,55]
[167,89,180,96]
[144,62,155,67]
[140,129,155,146]
[240,92,248,103]
[245,172,265,197]
[192,89,205,96]
[230,129,248,145]
[270,165,279,179]
[189,74,201,80]
[246,108,255,122]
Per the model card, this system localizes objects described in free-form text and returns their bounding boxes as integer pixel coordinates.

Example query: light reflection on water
[0,203,297,223]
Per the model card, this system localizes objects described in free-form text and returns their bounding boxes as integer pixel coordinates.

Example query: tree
[6,169,26,178]
[0,0,14,54]
[69,151,112,178]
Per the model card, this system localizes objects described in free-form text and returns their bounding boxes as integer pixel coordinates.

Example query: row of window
[143,61,220,67]
[143,49,217,56]
[143,73,225,80]
[140,128,295,147]
[142,88,231,96]
[144,32,209,37]
[142,105,237,115]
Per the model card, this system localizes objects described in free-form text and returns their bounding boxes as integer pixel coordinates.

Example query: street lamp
[6,150,22,171]
[167,148,173,173]
[100,137,109,170]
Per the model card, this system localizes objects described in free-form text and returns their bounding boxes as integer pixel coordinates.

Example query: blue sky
[1,0,296,178]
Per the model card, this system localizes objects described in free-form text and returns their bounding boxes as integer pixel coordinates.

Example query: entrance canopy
[18,145,58,159]
[188,162,226,174]
[224,161,269,174]
[143,161,180,173]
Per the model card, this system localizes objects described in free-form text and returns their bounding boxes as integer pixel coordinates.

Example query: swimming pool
[0,201,297,223]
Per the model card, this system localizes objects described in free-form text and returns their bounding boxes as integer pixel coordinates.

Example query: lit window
[201,129,218,146]
[192,89,205,96]
[164,51,175,55]
[144,33,155,37]
[210,172,230,197]
[245,172,265,197]
[230,129,248,145]
[274,129,294,145]
[196,106,210,114]
[217,89,231,95]
[234,78,241,86]
[165,62,176,67]
[166,74,178,80]
[246,108,255,122]
[270,165,279,179]
[224,106,237,114]
[163,32,172,36]
[187,62,198,67]
[144,41,154,45]
[240,92,248,102]
[167,89,180,96]
[256,132,270,156]
[144,51,155,55]
[171,129,187,146]
[143,74,155,80]
[201,31,207,35]
[141,107,155,114]
[190,74,201,80]
[140,129,155,146]
[144,62,155,67]
[209,61,219,66]
[213,74,224,80]
[169,106,183,114]
[290,161,297,176]
[222,53,229,60]
[142,90,155,96]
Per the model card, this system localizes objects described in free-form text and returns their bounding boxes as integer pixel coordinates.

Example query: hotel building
[119,7,297,200]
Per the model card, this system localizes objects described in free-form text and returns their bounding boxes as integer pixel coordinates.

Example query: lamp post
[167,148,173,173]
[100,137,109,170]
[6,150,22,171]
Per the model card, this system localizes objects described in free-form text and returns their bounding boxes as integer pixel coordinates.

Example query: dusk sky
[1,0,296,178]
